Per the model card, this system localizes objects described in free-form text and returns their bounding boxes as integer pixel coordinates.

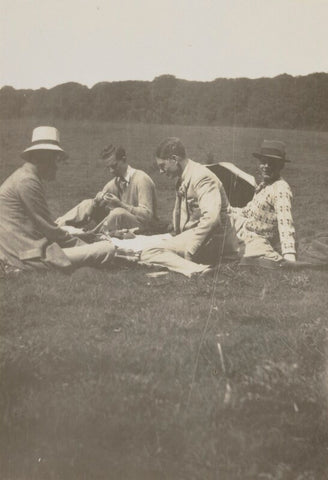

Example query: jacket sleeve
[185,176,222,256]
[19,177,81,247]
[100,178,118,196]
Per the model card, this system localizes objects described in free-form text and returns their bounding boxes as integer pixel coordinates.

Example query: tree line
[1,73,327,130]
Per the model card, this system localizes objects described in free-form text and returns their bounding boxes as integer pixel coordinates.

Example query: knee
[103,208,129,228]
[80,198,94,208]
[107,207,129,220]
[78,198,96,218]
[95,241,116,263]
[99,241,116,255]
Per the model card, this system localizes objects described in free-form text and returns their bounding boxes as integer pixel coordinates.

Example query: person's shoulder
[2,165,36,189]
[132,168,155,184]
[271,178,293,198]
[189,160,221,184]
[274,178,292,191]
[18,165,41,185]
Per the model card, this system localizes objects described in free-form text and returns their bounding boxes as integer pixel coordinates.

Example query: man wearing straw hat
[0,126,115,271]
[232,140,296,267]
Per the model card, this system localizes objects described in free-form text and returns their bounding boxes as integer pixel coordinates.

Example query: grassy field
[1,119,328,480]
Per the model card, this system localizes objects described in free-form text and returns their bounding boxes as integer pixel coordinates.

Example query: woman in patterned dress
[232,140,296,266]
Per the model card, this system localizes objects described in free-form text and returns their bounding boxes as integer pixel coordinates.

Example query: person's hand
[94,191,105,206]
[55,216,65,226]
[283,253,296,262]
[102,193,122,209]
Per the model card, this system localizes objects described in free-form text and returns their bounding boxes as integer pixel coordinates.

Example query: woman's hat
[21,126,67,159]
[253,140,290,162]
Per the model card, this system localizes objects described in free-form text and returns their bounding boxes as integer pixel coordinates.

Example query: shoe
[258,257,283,270]
[239,256,282,270]
[199,266,216,278]
[281,259,315,269]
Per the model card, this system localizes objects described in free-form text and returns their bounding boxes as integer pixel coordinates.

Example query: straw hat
[253,140,290,162]
[21,126,67,159]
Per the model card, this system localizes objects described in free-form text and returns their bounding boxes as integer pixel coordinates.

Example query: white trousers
[63,240,116,267]
[140,231,213,277]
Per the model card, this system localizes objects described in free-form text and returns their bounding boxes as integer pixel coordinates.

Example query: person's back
[0,126,115,271]
[182,160,232,233]
[0,163,55,268]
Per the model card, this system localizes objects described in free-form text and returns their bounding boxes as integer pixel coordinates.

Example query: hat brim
[21,144,67,159]
[253,152,290,162]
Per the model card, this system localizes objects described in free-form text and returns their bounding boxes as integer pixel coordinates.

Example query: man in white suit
[140,137,237,276]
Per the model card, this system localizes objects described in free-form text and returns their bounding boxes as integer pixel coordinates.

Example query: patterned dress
[232,178,296,260]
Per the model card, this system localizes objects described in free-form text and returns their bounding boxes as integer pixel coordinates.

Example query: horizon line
[1,71,327,91]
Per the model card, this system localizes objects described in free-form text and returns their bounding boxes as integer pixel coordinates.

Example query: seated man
[232,140,296,267]
[56,145,158,233]
[140,137,238,277]
[0,126,115,271]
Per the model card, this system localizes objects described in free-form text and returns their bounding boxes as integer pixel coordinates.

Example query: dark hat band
[260,147,285,159]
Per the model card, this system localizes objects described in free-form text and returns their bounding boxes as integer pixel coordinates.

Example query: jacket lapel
[179,160,193,232]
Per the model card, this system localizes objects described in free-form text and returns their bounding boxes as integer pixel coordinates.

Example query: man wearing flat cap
[232,140,296,266]
[56,145,158,233]
[0,126,115,271]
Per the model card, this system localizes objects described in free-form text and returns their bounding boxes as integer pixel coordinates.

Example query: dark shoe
[239,256,282,270]
[199,266,216,278]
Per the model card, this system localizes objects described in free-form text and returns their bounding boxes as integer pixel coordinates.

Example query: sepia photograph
[0,0,327,479]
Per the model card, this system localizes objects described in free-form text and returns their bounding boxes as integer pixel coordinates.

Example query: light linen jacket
[173,159,236,256]
[0,162,82,270]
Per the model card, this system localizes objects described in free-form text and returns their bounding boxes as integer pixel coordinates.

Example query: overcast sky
[0,0,327,89]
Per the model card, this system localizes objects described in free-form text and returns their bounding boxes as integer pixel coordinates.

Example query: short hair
[99,144,126,161]
[115,146,126,161]
[155,137,186,160]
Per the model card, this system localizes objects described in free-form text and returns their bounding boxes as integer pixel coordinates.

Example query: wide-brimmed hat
[253,140,290,162]
[21,126,67,159]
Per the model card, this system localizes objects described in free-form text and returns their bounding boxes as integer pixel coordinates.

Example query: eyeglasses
[156,157,172,173]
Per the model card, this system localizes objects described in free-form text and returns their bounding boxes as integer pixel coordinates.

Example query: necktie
[116,176,128,195]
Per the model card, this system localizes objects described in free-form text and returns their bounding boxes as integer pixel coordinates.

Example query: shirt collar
[121,165,135,184]
[255,176,282,193]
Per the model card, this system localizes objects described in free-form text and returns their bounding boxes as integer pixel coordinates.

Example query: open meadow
[1,119,328,480]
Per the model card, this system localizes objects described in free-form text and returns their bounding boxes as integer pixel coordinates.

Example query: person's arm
[123,177,155,221]
[103,175,155,221]
[19,177,81,247]
[273,183,296,260]
[93,178,117,209]
[184,176,222,257]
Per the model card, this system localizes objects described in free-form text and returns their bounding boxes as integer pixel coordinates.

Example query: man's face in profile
[31,150,64,181]
[259,158,284,183]
[156,156,180,179]
[107,154,127,178]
